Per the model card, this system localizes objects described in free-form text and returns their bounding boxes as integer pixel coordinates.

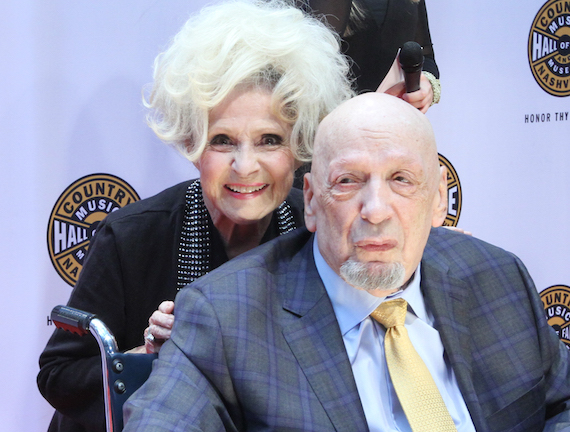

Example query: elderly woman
[37,1,353,431]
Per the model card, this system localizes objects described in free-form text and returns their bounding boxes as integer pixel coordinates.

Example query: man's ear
[303,173,317,233]
[431,165,448,227]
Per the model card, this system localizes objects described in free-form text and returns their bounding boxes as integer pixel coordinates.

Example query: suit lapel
[421,242,487,431]
[281,237,368,432]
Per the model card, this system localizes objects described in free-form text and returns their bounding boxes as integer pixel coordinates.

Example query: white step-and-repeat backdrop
[1,0,568,430]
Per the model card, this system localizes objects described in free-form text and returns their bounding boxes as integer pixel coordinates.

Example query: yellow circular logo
[47,174,140,286]
[439,154,462,228]
[540,284,570,348]
[528,0,570,97]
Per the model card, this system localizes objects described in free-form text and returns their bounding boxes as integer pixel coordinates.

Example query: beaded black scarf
[176,179,297,290]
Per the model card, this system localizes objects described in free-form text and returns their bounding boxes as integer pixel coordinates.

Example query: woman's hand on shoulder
[144,301,175,353]
[125,301,175,354]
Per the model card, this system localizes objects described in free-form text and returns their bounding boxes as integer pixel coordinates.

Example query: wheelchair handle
[50,305,127,431]
[51,305,97,336]
[51,305,119,355]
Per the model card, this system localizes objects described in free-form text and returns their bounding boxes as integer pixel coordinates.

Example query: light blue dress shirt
[313,237,476,432]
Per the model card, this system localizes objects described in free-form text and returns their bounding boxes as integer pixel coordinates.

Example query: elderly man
[124,93,570,431]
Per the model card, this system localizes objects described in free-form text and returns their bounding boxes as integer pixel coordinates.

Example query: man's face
[304,95,446,295]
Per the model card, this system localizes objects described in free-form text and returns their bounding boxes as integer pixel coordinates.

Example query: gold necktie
[371,298,456,432]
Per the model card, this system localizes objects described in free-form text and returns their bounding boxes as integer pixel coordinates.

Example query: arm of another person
[541,322,570,429]
[303,0,438,112]
[402,0,439,113]
[544,379,570,431]
[515,256,570,430]
[123,287,241,432]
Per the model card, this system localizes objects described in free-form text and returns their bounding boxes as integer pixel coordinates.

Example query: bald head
[304,93,447,295]
[312,93,439,188]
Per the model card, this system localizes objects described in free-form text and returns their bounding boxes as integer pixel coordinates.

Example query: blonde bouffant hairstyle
[145,0,355,163]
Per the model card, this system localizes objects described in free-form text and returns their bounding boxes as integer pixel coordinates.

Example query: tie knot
[370,298,407,328]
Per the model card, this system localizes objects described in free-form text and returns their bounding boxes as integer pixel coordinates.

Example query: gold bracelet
[422,71,441,106]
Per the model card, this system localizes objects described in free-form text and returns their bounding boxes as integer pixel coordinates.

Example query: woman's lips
[224,183,269,197]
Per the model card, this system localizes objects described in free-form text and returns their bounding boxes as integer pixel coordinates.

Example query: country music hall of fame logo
[47,173,140,286]
[541,285,570,348]
[528,0,570,97]
[438,154,462,228]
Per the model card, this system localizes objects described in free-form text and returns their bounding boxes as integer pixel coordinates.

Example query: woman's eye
[260,135,283,146]
[338,177,354,184]
[210,135,233,146]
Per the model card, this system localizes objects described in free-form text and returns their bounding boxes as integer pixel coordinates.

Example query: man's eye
[210,135,233,146]
[336,176,360,186]
[394,175,410,184]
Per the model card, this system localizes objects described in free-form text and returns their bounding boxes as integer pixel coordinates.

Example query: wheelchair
[51,305,157,432]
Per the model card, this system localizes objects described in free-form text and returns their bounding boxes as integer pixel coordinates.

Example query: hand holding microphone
[377,41,437,113]
[399,41,424,93]
[399,41,436,113]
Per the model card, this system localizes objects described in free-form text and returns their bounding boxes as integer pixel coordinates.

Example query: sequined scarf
[177,179,297,289]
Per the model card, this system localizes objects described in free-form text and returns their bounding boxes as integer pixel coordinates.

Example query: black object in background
[399,41,424,93]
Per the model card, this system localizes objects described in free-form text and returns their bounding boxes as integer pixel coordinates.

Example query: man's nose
[360,181,393,224]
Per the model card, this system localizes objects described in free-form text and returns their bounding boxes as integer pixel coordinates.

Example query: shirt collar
[313,235,428,335]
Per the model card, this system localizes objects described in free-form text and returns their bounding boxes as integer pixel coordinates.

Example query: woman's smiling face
[195,87,296,226]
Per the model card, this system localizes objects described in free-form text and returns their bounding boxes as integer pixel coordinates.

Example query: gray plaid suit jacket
[124,227,570,432]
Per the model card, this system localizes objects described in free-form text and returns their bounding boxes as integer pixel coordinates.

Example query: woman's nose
[231,145,260,177]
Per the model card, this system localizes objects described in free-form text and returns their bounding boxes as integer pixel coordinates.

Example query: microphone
[399,41,424,93]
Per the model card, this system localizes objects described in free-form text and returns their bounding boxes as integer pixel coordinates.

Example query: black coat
[307,0,439,92]
[345,0,439,93]
[37,180,305,432]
